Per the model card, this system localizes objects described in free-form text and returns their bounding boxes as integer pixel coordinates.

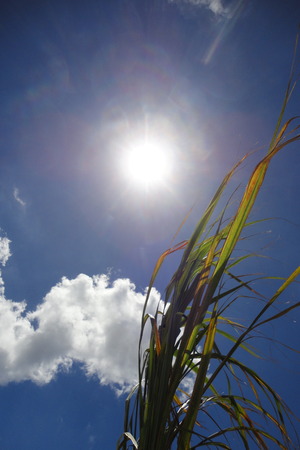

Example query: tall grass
[117,42,300,449]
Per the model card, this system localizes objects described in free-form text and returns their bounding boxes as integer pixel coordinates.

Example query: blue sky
[1,0,300,448]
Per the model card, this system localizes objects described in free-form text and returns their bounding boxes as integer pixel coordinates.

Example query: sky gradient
[1,0,300,448]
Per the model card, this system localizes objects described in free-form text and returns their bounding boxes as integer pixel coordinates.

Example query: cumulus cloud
[0,236,11,266]
[0,243,162,393]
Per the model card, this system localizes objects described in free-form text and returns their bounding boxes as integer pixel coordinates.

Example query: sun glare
[125,138,171,187]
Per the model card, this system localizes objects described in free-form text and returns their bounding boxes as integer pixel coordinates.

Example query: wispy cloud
[169,0,231,17]
[13,187,26,207]
[0,243,162,394]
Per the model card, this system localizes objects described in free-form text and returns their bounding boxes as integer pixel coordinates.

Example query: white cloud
[192,0,228,15]
[169,0,231,17]
[179,372,196,399]
[0,261,162,394]
[0,236,11,266]
[13,187,26,207]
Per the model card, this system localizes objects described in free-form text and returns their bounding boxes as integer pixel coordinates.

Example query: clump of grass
[117,40,300,450]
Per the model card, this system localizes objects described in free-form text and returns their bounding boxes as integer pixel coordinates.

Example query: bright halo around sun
[124,138,171,187]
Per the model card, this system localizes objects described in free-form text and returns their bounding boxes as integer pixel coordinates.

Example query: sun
[124,138,171,187]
